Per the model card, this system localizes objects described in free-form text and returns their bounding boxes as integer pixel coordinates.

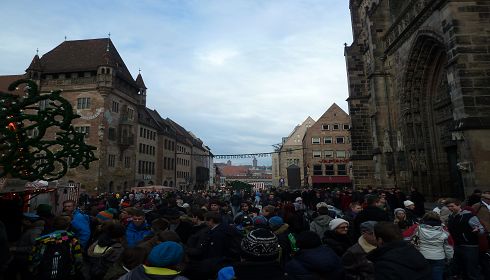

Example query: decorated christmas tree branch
[0,79,97,181]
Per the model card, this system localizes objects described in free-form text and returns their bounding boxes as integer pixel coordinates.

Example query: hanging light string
[176,147,305,159]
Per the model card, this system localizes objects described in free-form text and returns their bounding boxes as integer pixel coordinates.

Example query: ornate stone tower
[345,0,490,198]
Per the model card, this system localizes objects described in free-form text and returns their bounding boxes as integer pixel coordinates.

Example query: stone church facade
[345,0,490,198]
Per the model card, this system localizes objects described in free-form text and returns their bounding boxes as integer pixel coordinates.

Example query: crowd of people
[1,186,489,280]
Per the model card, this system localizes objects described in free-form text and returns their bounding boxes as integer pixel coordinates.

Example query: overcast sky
[0,0,353,166]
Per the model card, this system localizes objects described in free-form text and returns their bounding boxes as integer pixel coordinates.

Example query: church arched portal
[400,33,463,198]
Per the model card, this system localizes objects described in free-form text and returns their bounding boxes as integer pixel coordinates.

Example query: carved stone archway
[400,33,461,197]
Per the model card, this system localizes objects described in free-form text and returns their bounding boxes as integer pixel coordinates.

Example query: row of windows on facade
[138,160,155,175]
[164,139,175,151]
[311,136,349,144]
[312,164,348,176]
[312,150,350,158]
[107,154,131,168]
[177,171,190,179]
[40,68,112,80]
[321,124,350,131]
[140,127,156,141]
[163,157,175,170]
[178,145,188,154]
[75,98,134,120]
[139,143,156,156]
[41,71,97,80]
[178,157,190,167]
[72,125,132,144]
[106,153,176,173]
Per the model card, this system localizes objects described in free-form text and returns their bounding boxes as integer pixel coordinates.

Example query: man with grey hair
[341,221,377,280]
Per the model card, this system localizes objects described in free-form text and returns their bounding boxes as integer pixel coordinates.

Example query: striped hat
[241,228,279,261]
[96,210,114,221]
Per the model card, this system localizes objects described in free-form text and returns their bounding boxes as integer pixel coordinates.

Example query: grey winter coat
[309,215,332,238]
[413,224,453,260]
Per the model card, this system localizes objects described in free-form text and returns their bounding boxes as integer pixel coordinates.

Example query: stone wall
[346,0,490,197]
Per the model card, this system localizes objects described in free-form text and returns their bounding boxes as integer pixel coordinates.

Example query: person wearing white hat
[403,200,419,224]
[403,200,415,209]
[323,218,354,256]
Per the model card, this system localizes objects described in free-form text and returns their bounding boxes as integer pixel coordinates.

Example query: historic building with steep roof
[272,116,315,188]
[303,104,352,188]
[22,38,142,193]
[1,38,212,192]
[345,0,490,198]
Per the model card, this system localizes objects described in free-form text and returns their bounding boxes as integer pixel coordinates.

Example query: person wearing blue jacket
[63,200,91,249]
[125,209,151,248]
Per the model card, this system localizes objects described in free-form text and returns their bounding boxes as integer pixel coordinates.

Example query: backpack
[37,240,74,280]
[88,246,111,279]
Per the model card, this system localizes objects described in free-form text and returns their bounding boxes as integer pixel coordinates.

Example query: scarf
[358,236,377,253]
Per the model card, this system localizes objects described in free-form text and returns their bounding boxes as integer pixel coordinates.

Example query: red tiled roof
[39,38,136,86]
[0,75,25,93]
[220,166,250,177]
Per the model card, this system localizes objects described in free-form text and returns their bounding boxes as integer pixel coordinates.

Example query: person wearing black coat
[185,212,242,279]
[341,221,377,280]
[217,228,285,280]
[409,188,426,217]
[322,218,355,257]
[353,195,390,237]
[366,222,431,280]
[285,231,343,280]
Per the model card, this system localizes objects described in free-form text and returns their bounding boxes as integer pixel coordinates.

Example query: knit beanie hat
[360,221,377,233]
[316,202,328,209]
[404,200,414,207]
[147,241,184,267]
[268,216,284,230]
[96,210,114,222]
[329,218,349,230]
[241,228,280,261]
[394,208,405,216]
[252,215,269,229]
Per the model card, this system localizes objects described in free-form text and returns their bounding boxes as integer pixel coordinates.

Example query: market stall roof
[0,178,57,194]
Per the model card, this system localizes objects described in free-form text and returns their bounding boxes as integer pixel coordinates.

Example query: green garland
[0,79,97,181]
